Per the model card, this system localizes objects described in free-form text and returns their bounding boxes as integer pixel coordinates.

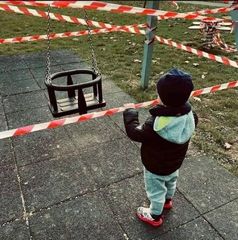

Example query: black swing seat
[45,69,106,117]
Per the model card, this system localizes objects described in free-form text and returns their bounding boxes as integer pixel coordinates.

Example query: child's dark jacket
[123,103,198,176]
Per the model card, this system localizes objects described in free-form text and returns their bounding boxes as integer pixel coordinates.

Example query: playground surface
[0,50,238,240]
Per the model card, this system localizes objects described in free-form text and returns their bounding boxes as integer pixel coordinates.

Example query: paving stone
[23,51,82,69]
[103,91,138,130]
[8,69,33,82]
[65,116,124,149]
[0,72,11,82]
[30,65,64,89]
[61,61,88,71]
[103,175,199,240]
[1,78,40,96]
[19,154,97,211]
[3,91,48,114]
[6,106,52,129]
[204,199,238,240]
[0,167,23,224]
[178,156,238,213]
[29,192,125,240]
[30,65,64,79]
[0,73,10,94]
[51,50,84,65]
[13,127,77,166]
[79,138,142,187]
[0,95,4,114]
[0,114,8,131]
[102,78,123,94]
[22,52,59,68]
[0,220,30,240]
[0,69,33,91]
[156,217,222,240]
[0,139,15,168]
[0,104,3,116]
[104,91,150,133]
[0,55,27,72]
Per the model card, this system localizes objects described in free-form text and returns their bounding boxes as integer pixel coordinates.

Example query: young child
[123,68,198,227]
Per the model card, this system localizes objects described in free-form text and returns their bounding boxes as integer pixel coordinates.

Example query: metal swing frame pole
[230,4,238,50]
[140,0,159,89]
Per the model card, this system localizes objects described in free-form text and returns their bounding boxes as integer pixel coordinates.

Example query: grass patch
[0,1,237,175]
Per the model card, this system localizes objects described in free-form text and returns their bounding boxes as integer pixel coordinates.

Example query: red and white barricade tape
[0,28,116,44]
[1,25,237,69]
[0,1,225,21]
[0,80,237,140]
[172,1,179,10]
[0,26,143,44]
[0,4,146,29]
[154,35,238,68]
[213,33,237,53]
[188,4,238,16]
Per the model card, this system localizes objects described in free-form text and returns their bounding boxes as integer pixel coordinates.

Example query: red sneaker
[136,207,163,227]
[164,199,173,210]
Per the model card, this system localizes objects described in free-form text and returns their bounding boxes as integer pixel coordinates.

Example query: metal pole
[230,8,238,50]
[140,0,159,89]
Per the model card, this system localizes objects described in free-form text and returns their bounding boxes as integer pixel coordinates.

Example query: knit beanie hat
[156,68,194,107]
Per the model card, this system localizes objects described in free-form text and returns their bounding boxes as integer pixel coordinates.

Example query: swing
[44,6,106,117]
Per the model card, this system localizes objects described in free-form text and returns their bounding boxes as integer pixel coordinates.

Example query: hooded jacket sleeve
[123,108,151,143]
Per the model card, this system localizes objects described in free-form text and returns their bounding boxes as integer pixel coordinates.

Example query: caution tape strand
[0,80,237,140]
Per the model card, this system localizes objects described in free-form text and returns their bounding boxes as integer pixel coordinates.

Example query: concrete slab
[13,128,77,166]
[21,52,61,69]
[50,50,84,65]
[19,154,97,212]
[178,156,238,213]
[6,106,52,129]
[62,62,88,71]
[0,96,3,115]
[0,73,10,95]
[102,78,123,94]
[0,72,11,84]
[0,220,30,240]
[156,217,222,240]
[204,199,238,240]
[0,139,15,168]
[103,175,199,240]
[3,91,48,114]
[30,65,64,90]
[1,78,40,96]
[104,91,138,131]
[0,103,3,116]
[0,114,7,131]
[0,167,23,224]
[29,192,125,240]
[0,55,28,72]
[7,69,33,82]
[65,116,125,149]
[79,137,142,187]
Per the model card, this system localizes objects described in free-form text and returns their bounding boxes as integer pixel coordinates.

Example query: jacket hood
[153,111,195,144]
[149,103,191,117]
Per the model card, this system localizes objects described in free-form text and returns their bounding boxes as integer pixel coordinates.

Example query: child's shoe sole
[136,212,163,227]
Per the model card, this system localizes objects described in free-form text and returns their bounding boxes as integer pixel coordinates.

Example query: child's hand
[124,103,136,109]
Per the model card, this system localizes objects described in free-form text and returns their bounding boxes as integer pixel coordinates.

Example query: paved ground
[0,50,238,240]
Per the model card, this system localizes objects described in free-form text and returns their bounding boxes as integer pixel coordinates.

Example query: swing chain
[83,9,101,75]
[46,4,52,82]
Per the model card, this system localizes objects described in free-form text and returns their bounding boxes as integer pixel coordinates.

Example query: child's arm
[123,108,151,143]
